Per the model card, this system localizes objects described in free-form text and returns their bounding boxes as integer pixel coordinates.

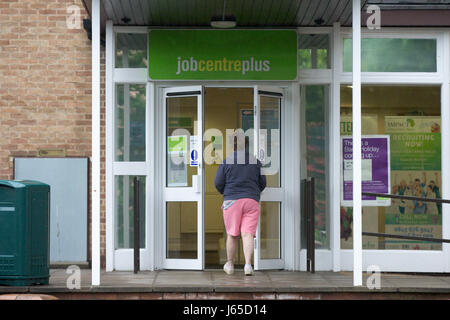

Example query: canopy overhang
[82,0,450,33]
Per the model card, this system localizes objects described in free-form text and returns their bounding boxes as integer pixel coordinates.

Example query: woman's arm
[214,164,226,194]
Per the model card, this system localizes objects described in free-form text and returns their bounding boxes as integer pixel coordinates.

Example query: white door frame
[152,82,296,271]
[162,86,204,270]
[254,85,285,270]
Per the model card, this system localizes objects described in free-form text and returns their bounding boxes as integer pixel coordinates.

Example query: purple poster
[341,135,391,206]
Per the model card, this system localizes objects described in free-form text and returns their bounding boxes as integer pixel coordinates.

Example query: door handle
[192,175,201,193]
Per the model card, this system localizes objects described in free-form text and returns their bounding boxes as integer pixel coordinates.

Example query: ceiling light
[211,0,236,29]
[210,18,236,29]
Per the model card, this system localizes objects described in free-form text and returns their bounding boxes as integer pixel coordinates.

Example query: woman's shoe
[244,264,253,276]
[223,261,234,275]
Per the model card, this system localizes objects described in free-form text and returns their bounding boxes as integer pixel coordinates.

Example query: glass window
[260,202,281,259]
[115,33,147,68]
[340,85,442,250]
[166,202,197,259]
[115,176,146,249]
[166,96,198,188]
[115,84,146,161]
[303,85,330,249]
[343,38,437,72]
[260,95,281,187]
[298,34,330,69]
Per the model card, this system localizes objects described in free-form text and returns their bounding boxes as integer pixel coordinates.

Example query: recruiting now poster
[341,135,391,207]
[384,116,442,250]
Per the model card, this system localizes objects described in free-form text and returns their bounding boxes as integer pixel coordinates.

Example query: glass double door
[163,86,284,270]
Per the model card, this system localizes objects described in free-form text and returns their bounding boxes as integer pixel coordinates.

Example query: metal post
[331,21,342,273]
[91,0,101,287]
[310,177,315,273]
[134,177,140,273]
[304,179,310,272]
[352,0,363,287]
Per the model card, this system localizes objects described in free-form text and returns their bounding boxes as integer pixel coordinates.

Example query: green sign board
[148,30,297,80]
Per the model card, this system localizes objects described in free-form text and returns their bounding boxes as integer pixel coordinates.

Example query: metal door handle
[192,175,201,193]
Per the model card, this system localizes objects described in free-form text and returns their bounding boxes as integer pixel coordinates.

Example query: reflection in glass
[340,85,442,250]
[304,85,329,249]
[298,34,330,69]
[115,84,146,161]
[115,33,147,68]
[166,96,198,187]
[115,176,146,249]
[260,202,281,259]
[167,202,198,259]
[343,38,437,72]
[260,95,281,188]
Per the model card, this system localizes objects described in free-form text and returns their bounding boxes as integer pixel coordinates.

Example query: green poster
[168,135,187,153]
[389,133,441,170]
[167,135,188,187]
[386,117,441,170]
[148,30,297,80]
[384,116,442,250]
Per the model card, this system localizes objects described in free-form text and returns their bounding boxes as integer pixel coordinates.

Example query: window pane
[303,85,329,249]
[260,202,281,259]
[115,33,147,68]
[167,202,197,259]
[343,38,437,72]
[115,176,146,249]
[115,84,146,161]
[260,95,281,187]
[340,85,442,250]
[166,96,198,187]
[298,34,330,69]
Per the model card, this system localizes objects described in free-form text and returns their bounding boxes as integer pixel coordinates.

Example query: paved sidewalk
[1,269,450,295]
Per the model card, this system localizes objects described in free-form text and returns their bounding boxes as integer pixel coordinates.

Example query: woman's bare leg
[226,234,238,264]
[242,232,254,265]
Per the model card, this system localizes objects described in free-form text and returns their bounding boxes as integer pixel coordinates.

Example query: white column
[330,22,341,272]
[352,0,363,286]
[442,31,450,272]
[105,20,114,272]
[123,91,130,248]
[293,82,302,270]
[122,48,130,248]
[147,82,155,270]
[91,0,101,286]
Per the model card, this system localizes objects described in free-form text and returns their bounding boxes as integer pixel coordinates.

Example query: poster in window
[167,135,188,187]
[384,116,442,250]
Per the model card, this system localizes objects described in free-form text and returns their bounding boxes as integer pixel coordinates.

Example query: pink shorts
[222,198,260,237]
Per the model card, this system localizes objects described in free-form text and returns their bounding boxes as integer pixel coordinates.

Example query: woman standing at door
[214,135,266,276]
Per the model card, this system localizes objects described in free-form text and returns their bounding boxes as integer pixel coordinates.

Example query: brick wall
[0,0,106,266]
